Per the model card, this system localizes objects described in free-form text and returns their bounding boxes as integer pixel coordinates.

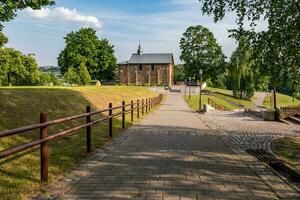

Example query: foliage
[0,0,55,30]
[0,31,8,47]
[0,48,26,86]
[63,66,80,84]
[0,47,42,86]
[39,72,60,86]
[229,36,255,99]
[180,25,225,84]
[20,54,41,85]
[174,65,185,83]
[58,28,117,82]
[78,61,91,85]
[198,0,300,97]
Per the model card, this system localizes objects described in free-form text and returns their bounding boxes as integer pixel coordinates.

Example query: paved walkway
[52,94,298,200]
[253,92,268,109]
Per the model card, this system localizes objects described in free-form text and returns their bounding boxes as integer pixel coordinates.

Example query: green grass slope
[0,86,156,200]
[263,93,300,108]
[204,87,253,108]
[184,94,239,111]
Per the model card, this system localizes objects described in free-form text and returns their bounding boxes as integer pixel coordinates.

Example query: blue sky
[3,0,257,66]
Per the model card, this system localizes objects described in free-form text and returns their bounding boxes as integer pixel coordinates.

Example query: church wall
[118,64,174,86]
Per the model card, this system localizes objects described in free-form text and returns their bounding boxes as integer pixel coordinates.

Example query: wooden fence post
[40,112,48,182]
[122,101,125,129]
[131,100,134,122]
[146,99,148,114]
[109,103,113,138]
[86,106,91,153]
[142,99,144,115]
[137,100,140,119]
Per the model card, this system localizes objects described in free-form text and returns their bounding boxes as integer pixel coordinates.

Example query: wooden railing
[280,105,300,119]
[0,94,163,182]
[208,97,230,111]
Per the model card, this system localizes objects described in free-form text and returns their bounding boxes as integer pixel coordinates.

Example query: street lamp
[199,69,203,111]
[184,79,187,96]
[189,77,191,100]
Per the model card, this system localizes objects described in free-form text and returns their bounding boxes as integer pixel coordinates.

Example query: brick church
[118,44,174,86]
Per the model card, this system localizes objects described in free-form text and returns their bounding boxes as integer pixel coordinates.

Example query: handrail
[207,97,230,111]
[0,94,164,182]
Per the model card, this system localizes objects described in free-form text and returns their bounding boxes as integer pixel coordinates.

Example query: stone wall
[119,64,174,86]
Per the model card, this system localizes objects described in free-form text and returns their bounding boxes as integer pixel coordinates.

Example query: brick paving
[43,94,299,200]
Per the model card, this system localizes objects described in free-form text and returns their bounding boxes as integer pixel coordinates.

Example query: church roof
[128,53,174,64]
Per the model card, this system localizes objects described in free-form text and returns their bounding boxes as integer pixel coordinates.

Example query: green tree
[20,54,40,85]
[0,48,26,86]
[0,31,8,47]
[63,66,80,84]
[198,0,300,106]
[58,28,117,82]
[0,0,55,30]
[229,37,255,99]
[78,61,91,85]
[180,25,225,83]
[174,65,185,83]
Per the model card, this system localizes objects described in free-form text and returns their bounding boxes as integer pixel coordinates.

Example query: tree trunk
[7,73,12,87]
[273,87,277,110]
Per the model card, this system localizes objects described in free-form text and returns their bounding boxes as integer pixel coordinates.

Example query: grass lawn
[273,136,300,174]
[184,94,239,111]
[263,93,300,108]
[0,86,157,200]
[205,87,253,108]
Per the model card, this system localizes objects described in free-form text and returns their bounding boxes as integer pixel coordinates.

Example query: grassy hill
[0,86,156,200]
[184,94,239,111]
[263,93,300,108]
[204,87,253,108]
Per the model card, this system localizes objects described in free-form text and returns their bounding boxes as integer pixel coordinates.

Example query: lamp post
[199,69,203,111]
[184,79,187,96]
[189,77,191,100]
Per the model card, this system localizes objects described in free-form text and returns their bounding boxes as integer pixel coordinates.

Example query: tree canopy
[0,31,8,47]
[58,28,117,83]
[180,25,225,82]
[0,48,40,86]
[0,0,55,30]
[198,0,300,95]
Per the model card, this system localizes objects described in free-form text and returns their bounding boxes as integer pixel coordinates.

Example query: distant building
[118,44,174,86]
[40,66,62,79]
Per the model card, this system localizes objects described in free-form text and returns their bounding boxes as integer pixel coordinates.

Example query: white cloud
[24,7,102,28]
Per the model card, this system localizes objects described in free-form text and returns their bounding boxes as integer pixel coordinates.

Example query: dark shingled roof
[127,53,174,64]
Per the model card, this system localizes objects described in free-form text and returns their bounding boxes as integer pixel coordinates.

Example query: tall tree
[78,61,91,85]
[20,54,40,85]
[180,25,225,82]
[0,48,26,86]
[198,0,300,104]
[58,28,117,82]
[229,37,255,99]
[0,0,55,30]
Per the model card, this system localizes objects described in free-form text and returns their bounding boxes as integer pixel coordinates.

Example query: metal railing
[0,94,163,182]
[208,97,230,111]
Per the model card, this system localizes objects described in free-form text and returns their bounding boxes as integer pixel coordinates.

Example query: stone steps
[286,114,300,125]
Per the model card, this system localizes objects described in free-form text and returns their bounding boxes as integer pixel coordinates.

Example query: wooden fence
[208,97,230,111]
[0,94,163,182]
[280,106,300,119]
